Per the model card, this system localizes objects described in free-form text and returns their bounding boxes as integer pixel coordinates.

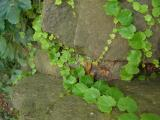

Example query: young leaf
[120,67,133,81]
[74,66,85,78]
[117,9,133,26]
[104,1,121,16]
[93,81,109,94]
[118,24,136,39]
[105,87,124,101]
[72,83,88,97]
[83,87,100,103]
[117,97,138,113]
[80,75,94,87]
[97,95,116,113]
[128,32,146,49]
[127,50,142,65]
[152,0,160,7]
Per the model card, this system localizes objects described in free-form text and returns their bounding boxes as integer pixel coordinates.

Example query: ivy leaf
[124,63,139,74]
[128,32,146,49]
[139,4,148,14]
[93,81,109,94]
[97,95,116,113]
[80,75,94,87]
[117,97,138,113]
[117,9,133,26]
[18,0,32,10]
[63,75,77,90]
[105,87,124,101]
[83,87,100,103]
[74,66,85,78]
[144,29,153,38]
[118,24,136,39]
[127,50,142,65]
[140,113,160,120]
[152,7,160,17]
[118,113,139,120]
[72,83,88,97]
[104,1,121,16]
[120,67,133,81]
[133,2,141,11]
[6,5,20,24]
[152,0,160,7]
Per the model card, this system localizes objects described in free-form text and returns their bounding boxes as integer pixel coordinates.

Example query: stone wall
[42,0,160,79]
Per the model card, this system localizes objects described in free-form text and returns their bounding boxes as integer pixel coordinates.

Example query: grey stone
[35,49,58,75]
[11,74,160,120]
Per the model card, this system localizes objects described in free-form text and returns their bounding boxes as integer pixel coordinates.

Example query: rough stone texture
[11,74,160,120]
[35,49,58,75]
[11,74,109,120]
[42,0,160,79]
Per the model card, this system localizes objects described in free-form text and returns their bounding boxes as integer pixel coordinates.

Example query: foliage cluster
[104,0,160,81]
[32,16,160,120]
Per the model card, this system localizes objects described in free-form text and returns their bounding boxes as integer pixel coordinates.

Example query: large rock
[11,74,160,120]
[42,0,160,79]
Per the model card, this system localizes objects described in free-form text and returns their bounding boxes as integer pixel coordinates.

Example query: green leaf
[145,29,153,38]
[97,95,116,113]
[152,0,160,7]
[117,97,138,113]
[93,81,109,94]
[74,66,85,78]
[144,15,152,22]
[60,66,70,77]
[120,67,133,81]
[104,1,121,16]
[124,63,139,75]
[80,75,94,87]
[18,0,32,10]
[72,83,88,97]
[63,75,77,90]
[105,87,124,101]
[127,50,142,65]
[140,113,160,120]
[128,32,146,49]
[152,7,160,17]
[133,2,141,11]
[118,113,139,120]
[6,5,20,24]
[118,24,136,39]
[139,4,148,14]
[83,87,100,103]
[117,9,133,26]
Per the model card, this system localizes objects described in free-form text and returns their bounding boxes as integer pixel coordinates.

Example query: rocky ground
[11,73,160,120]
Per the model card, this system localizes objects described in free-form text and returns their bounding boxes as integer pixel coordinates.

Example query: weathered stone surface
[35,49,58,75]
[11,74,109,120]
[11,74,160,120]
[42,0,160,79]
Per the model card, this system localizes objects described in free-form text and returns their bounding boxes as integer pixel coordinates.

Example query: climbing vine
[103,0,160,81]
[0,0,159,120]
[32,14,160,120]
